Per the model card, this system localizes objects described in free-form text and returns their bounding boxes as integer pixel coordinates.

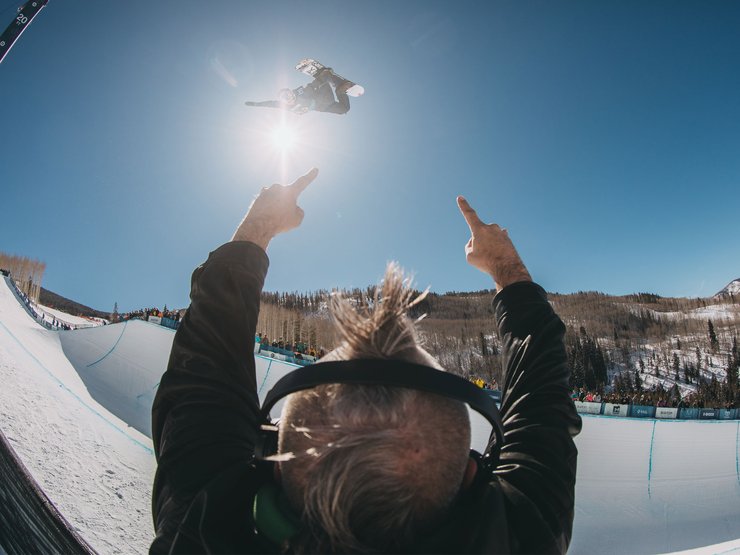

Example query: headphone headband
[260,359,504,470]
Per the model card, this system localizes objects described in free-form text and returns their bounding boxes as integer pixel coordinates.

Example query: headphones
[254,359,505,475]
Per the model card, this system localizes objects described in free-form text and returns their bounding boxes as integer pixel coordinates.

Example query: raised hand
[232,168,319,250]
[457,196,532,291]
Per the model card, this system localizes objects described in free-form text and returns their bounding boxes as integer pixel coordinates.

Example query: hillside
[37,280,739,407]
[256,286,740,407]
[714,278,740,299]
[39,287,110,320]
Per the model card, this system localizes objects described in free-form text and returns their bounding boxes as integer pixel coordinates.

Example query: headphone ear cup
[255,423,279,460]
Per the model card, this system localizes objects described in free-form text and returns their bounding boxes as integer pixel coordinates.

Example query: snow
[568,416,740,554]
[714,279,740,298]
[59,320,176,437]
[641,304,740,323]
[1,275,739,554]
[37,303,106,327]
[0,277,154,553]
[659,537,740,554]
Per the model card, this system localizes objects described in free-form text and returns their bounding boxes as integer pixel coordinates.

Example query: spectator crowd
[256,333,325,361]
[120,306,183,323]
[469,376,500,391]
[571,385,737,410]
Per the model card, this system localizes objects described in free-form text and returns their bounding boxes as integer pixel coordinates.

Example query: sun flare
[271,124,297,151]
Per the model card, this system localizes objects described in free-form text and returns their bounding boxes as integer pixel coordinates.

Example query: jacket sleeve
[245,100,283,109]
[491,281,582,554]
[150,241,269,553]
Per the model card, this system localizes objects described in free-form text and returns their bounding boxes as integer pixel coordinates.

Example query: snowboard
[295,58,364,98]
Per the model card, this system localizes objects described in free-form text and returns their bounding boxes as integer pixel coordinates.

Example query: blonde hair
[279,263,471,553]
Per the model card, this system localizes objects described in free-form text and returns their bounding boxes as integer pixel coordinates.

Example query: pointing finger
[289,167,319,197]
[457,196,483,230]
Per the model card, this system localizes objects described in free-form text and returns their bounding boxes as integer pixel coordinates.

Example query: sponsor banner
[603,403,628,417]
[717,409,736,420]
[161,317,179,330]
[699,408,719,420]
[631,405,656,418]
[655,407,678,419]
[574,401,602,415]
[679,407,700,420]
[259,345,293,357]
[148,316,162,325]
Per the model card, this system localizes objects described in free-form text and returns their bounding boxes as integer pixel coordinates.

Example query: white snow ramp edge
[57,322,296,439]
[569,416,740,554]
[58,319,175,437]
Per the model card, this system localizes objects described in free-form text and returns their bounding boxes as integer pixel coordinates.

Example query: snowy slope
[1,275,739,554]
[570,416,740,554]
[0,276,155,554]
[59,320,176,437]
[37,303,104,327]
[714,278,740,298]
[58,322,296,440]
[642,303,740,323]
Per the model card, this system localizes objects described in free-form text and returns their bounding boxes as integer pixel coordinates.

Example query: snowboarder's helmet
[278,88,297,105]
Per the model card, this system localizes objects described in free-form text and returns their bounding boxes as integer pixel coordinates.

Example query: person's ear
[461,456,478,490]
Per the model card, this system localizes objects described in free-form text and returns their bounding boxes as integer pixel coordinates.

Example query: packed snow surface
[0,277,154,553]
[0,276,738,554]
[37,303,105,327]
[714,279,740,298]
[642,303,740,323]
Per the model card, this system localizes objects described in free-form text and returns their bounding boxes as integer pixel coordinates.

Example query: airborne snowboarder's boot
[315,68,357,97]
[336,79,353,95]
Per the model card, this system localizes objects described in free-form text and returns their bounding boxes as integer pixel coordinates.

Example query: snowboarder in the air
[245,60,362,115]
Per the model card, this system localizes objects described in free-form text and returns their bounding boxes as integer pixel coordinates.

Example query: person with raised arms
[150,168,581,554]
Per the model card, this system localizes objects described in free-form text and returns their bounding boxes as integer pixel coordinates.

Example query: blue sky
[1,0,739,312]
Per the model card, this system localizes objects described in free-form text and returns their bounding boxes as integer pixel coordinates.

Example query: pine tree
[708,320,719,351]
[670,383,681,403]
[672,352,680,379]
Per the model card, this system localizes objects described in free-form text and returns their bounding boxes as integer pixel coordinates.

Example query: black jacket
[150,241,581,554]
